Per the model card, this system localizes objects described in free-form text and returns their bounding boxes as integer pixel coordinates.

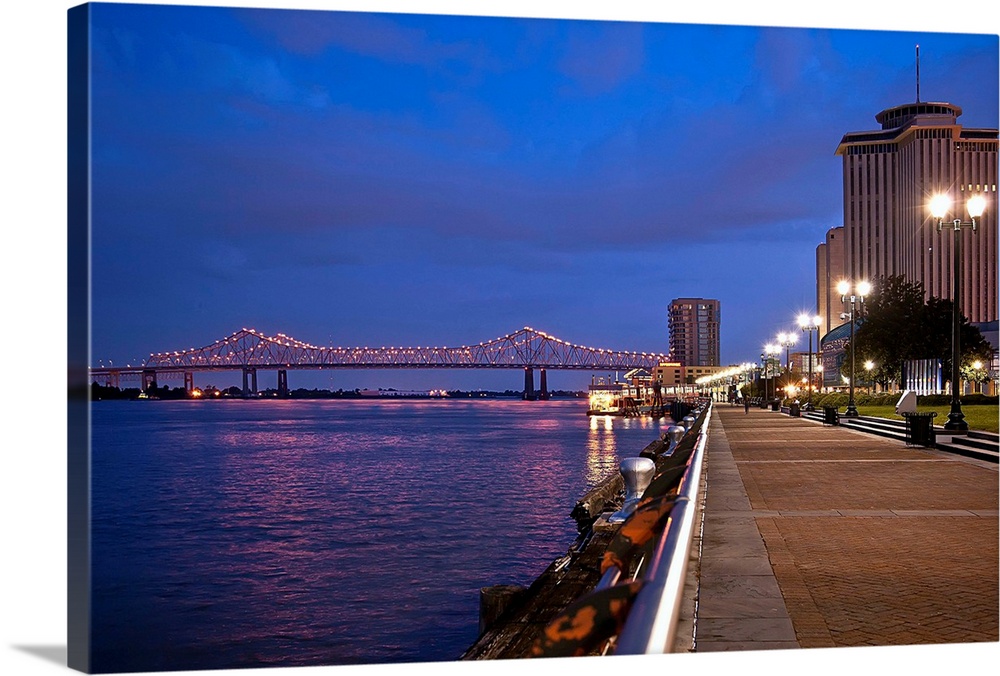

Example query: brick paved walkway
[694,404,999,652]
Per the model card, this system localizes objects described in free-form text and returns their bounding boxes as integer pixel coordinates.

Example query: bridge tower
[523,367,536,401]
[184,372,194,393]
[242,368,257,398]
[277,369,288,397]
[538,368,549,400]
[141,369,158,393]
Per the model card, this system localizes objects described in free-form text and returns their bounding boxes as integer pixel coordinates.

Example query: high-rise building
[832,100,997,324]
[668,298,720,367]
[816,226,846,338]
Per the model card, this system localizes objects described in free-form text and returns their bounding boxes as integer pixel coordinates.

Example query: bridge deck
[694,405,999,653]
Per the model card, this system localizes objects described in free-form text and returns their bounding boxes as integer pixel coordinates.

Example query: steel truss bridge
[89,326,671,398]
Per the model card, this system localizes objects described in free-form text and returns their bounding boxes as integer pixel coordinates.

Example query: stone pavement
[693,404,999,652]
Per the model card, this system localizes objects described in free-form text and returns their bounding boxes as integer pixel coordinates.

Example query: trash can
[902,412,937,447]
[823,406,839,426]
[789,402,800,417]
[770,399,780,411]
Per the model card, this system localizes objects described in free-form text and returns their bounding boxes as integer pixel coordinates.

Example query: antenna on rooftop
[915,44,921,102]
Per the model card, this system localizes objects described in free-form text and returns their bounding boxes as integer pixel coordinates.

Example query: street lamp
[929,192,987,432]
[776,332,797,404]
[737,362,754,403]
[837,279,871,418]
[763,343,779,403]
[797,313,822,411]
[972,360,984,395]
[864,360,875,395]
[776,332,797,381]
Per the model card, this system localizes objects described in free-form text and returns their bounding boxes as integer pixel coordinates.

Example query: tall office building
[832,100,997,323]
[815,226,846,338]
[668,298,720,367]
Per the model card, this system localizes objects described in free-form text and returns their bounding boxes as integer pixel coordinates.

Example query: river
[89,397,672,672]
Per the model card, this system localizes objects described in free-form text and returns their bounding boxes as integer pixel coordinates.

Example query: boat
[587,375,658,416]
[587,378,626,415]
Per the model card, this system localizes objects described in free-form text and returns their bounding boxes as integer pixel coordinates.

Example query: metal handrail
[614,403,711,653]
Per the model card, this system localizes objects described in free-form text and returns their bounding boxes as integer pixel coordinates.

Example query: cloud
[556,21,646,95]
[171,32,332,109]
[81,4,1000,374]
[238,7,490,71]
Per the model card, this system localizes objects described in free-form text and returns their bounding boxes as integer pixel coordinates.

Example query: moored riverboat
[587,378,627,415]
[587,374,659,416]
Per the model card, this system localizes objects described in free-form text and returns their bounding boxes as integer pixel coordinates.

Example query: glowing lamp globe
[929,194,952,219]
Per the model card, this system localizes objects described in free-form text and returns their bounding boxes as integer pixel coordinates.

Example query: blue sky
[3,4,1000,676]
[78,2,998,391]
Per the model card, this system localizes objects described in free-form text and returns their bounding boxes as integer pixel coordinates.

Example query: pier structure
[241,367,257,398]
[465,402,998,659]
[521,367,550,401]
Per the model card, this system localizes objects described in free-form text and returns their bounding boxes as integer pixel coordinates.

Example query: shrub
[790,392,997,408]
[918,393,997,406]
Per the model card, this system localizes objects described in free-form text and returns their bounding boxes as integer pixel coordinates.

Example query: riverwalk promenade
[693,404,999,652]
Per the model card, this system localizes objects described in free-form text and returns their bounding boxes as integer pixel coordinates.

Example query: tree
[847,276,926,387]
[962,359,992,392]
[917,296,992,383]
[847,275,992,390]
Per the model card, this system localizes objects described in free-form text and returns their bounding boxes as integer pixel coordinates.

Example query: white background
[2,2,997,675]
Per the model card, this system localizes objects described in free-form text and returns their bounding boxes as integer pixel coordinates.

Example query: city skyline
[77,2,998,392]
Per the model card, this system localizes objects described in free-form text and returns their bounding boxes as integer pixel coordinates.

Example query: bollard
[682,415,696,431]
[607,457,655,524]
[663,425,685,454]
[479,584,527,634]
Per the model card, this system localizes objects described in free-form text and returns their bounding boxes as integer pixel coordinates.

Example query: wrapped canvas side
[68,3,93,673]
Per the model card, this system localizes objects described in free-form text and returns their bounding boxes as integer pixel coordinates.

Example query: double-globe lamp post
[767,344,780,401]
[761,344,779,403]
[798,314,822,411]
[837,279,871,418]
[776,332,797,399]
[743,362,756,398]
[929,192,987,432]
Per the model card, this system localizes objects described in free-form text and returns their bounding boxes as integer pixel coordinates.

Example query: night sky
[79,2,999,392]
[3,3,999,676]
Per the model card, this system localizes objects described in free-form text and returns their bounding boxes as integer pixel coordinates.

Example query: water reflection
[586,415,619,486]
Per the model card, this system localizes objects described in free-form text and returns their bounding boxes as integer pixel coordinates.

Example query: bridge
[89,326,672,399]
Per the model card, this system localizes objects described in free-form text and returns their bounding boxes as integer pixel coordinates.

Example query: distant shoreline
[88,382,589,401]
